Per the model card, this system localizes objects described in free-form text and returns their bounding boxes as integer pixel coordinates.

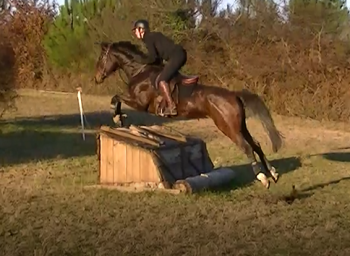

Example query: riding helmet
[132,19,150,31]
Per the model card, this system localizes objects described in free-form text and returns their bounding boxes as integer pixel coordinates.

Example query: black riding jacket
[141,31,182,65]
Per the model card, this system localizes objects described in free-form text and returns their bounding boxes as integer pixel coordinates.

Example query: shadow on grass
[212,153,350,203]
[277,176,350,204]
[299,150,350,195]
[229,156,302,189]
[193,157,301,196]
[1,109,183,130]
[201,157,319,204]
[0,110,186,167]
[0,129,98,167]
[208,156,302,193]
[1,109,304,196]
[300,176,350,193]
[318,151,350,163]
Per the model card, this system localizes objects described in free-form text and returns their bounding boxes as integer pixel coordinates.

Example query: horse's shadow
[225,156,302,190]
[211,150,350,203]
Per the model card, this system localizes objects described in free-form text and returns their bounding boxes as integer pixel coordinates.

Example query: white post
[77,87,85,141]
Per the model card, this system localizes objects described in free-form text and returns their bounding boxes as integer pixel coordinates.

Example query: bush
[5,0,350,121]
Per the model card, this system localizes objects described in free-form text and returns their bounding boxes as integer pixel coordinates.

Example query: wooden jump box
[96,125,236,194]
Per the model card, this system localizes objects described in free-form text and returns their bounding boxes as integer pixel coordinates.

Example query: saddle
[176,73,199,85]
[152,72,199,89]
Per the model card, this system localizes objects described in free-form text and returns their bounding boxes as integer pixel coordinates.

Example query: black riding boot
[158,81,177,116]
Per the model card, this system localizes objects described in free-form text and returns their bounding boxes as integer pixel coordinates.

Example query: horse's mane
[111,41,148,60]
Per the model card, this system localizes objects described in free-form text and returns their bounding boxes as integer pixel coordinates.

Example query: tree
[44,0,98,72]
[44,0,197,72]
[0,4,16,118]
[288,0,349,35]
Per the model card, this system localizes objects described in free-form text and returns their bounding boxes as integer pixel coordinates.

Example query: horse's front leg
[110,95,126,127]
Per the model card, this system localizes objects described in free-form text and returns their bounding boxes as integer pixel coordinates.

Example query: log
[173,167,236,194]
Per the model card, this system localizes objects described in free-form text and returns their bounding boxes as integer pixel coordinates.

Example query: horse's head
[94,42,119,84]
[94,40,149,84]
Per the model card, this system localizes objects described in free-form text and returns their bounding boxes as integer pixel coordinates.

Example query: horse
[93,40,284,189]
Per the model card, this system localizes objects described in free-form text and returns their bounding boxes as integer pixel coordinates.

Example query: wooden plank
[96,134,101,161]
[99,134,107,184]
[96,134,101,182]
[100,126,160,147]
[140,150,159,182]
[140,125,187,143]
[126,144,134,183]
[106,136,114,184]
[131,146,141,182]
[114,141,127,183]
[129,125,165,145]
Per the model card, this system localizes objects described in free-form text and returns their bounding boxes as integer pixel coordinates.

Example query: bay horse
[94,41,284,189]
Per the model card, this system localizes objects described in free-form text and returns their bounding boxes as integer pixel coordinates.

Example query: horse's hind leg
[253,140,279,183]
[233,132,271,189]
[211,117,270,188]
[207,102,270,188]
[242,123,279,183]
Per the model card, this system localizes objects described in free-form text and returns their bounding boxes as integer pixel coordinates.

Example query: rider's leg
[158,80,177,115]
[158,49,187,116]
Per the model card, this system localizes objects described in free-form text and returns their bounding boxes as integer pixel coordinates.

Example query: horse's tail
[236,89,284,153]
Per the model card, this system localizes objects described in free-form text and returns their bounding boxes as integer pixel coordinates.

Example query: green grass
[1,90,350,256]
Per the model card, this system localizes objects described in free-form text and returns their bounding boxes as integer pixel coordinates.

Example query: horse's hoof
[257,173,270,189]
[113,115,121,125]
[260,179,270,189]
[270,167,279,183]
[114,121,123,128]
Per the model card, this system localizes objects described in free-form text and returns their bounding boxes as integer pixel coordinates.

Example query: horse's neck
[129,64,162,81]
[121,63,144,80]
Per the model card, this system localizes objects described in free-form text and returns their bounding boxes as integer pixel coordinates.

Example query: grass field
[2,89,350,256]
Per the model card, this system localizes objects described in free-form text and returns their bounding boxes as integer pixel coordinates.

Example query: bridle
[98,42,128,85]
[100,43,112,79]
[98,41,148,86]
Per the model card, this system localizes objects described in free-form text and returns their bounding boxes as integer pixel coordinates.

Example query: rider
[132,19,187,116]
